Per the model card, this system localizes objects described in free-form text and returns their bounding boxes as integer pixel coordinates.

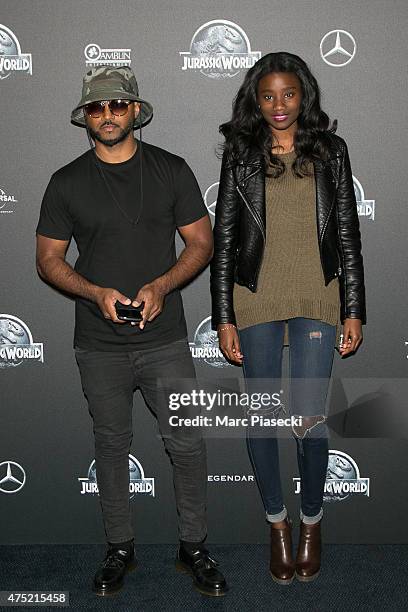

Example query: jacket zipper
[239,166,262,185]
[236,183,265,290]
[316,190,340,281]
[317,199,330,279]
[236,184,266,242]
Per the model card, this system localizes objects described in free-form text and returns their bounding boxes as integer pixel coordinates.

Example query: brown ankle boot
[295,519,321,582]
[269,517,295,585]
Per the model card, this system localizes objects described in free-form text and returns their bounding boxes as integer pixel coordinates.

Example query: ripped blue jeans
[239,318,336,524]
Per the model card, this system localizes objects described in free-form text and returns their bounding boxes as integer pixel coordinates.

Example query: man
[36,65,227,598]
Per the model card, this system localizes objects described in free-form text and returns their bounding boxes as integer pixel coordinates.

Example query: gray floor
[1,544,407,611]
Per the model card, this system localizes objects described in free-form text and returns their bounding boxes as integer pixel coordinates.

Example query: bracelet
[218,324,237,332]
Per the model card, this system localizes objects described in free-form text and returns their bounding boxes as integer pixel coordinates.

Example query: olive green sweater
[233,150,342,348]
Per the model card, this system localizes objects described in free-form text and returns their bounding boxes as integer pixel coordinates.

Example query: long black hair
[219,51,337,177]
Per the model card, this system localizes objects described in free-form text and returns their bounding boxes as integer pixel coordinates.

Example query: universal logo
[0,25,32,79]
[320,30,356,67]
[354,176,375,221]
[79,454,155,499]
[294,450,370,502]
[189,316,230,368]
[0,186,18,214]
[180,20,261,79]
[0,315,44,368]
[84,42,131,67]
[0,461,26,494]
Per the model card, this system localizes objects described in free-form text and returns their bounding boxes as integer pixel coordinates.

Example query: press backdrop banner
[1,0,408,544]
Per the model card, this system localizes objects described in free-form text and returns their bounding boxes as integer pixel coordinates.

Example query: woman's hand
[339,318,363,357]
[217,324,243,365]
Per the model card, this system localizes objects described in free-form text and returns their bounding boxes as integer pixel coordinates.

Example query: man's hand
[132,279,167,330]
[95,288,131,324]
[339,318,363,357]
[217,324,243,365]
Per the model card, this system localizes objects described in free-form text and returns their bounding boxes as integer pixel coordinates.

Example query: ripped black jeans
[239,318,336,524]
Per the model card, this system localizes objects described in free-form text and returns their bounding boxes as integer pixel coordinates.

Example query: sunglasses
[85,99,133,118]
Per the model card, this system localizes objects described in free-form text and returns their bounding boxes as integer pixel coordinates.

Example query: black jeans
[75,337,207,544]
[239,318,336,524]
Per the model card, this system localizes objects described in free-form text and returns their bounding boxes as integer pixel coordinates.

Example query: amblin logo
[180,20,261,79]
[79,454,155,499]
[0,315,44,368]
[84,43,131,67]
[294,450,370,502]
[0,25,32,79]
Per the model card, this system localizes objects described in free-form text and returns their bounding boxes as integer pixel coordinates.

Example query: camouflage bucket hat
[71,65,153,129]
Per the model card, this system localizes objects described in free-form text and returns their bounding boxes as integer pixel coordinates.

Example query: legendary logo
[79,454,155,499]
[294,450,370,501]
[84,42,131,67]
[0,186,18,214]
[353,176,375,220]
[180,20,261,79]
[320,30,356,67]
[208,474,255,483]
[0,24,32,79]
[0,461,26,494]
[189,316,230,368]
[0,315,44,368]
[204,181,218,220]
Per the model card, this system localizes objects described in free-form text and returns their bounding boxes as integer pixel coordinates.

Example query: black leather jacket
[210,133,366,329]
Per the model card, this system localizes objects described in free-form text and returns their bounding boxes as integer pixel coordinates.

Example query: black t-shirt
[36,141,207,350]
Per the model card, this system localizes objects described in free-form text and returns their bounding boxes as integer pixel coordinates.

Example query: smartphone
[115,302,144,322]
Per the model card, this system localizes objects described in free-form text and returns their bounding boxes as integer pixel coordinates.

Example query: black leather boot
[175,545,228,597]
[93,545,137,596]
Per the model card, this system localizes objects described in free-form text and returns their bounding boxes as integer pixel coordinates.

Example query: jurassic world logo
[353,176,375,220]
[78,454,155,499]
[180,20,261,79]
[0,25,32,79]
[294,450,370,502]
[189,316,230,368]
[0,315,44,368]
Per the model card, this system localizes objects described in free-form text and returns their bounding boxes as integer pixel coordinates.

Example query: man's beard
[88,115,134,147]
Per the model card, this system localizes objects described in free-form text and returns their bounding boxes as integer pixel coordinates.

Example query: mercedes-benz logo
[0,460,26,494]
[320,30,356,67]
[204,182,219,218]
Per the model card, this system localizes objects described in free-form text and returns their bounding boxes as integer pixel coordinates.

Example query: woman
[210,52,366,584]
